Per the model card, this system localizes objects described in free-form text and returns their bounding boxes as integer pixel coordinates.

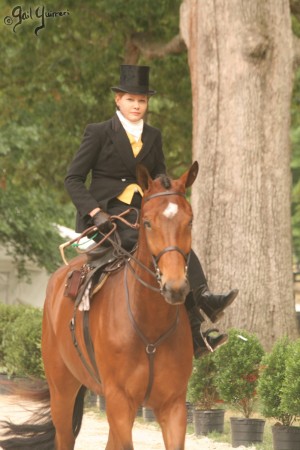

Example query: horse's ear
[137,164,153,192]
[181,161,199,188]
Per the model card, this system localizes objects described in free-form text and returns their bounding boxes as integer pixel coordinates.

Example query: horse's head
[137,162,199,305]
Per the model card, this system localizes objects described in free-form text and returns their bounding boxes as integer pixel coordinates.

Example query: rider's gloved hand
[92,210,113,233]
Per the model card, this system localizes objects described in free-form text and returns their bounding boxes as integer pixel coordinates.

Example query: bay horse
[0,162,198,450]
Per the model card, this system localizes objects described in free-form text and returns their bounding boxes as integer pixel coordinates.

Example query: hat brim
[111,86,156,96]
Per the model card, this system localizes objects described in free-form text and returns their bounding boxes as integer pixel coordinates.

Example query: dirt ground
[0,394,257,449]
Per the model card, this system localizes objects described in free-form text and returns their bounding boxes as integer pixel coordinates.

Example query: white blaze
[163,202,178,219]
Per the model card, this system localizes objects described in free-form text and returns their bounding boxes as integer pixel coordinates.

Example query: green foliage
[0,0,191,273]
[291,74,300,261]
[187,354,221,410]
[0,181,72,277]
[2,305,44,379]
[257,336,294,426]
[280,339,300,420]
[213,328,264,418]
[291,15,300,262]
[0,303,27,369]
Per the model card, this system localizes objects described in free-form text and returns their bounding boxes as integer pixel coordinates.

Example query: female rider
[64,65,238,357]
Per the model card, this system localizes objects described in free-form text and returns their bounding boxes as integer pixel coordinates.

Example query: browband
[143,191,186,203]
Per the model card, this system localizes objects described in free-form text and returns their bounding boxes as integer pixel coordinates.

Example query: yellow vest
[117,132,144,204]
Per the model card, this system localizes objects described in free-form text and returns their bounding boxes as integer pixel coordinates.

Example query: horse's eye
[189,220,193,228]
[143,220,151,229]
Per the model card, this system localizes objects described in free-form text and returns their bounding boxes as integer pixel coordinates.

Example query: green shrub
[0,303,27,370]
[257,336,294,426]
[280,338,300,420]
[187,353,221,410]
[213,328,264,418]
[3,306,44,379]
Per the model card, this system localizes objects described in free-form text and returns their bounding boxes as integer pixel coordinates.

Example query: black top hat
[111,65,156,96]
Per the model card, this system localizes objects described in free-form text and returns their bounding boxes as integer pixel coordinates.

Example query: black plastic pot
[186,402,194,424]
[142,406,156,422]
[230,417,265,448]
[99,395,106,412]
[272,424,300,450]
[193,409,225,436]
[136,405,143,417]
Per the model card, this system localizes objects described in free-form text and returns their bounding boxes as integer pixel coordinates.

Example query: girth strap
[83,311,101,381]
[70,307,102,386]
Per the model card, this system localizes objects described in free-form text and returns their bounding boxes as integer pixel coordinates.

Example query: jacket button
[121,178,126,181]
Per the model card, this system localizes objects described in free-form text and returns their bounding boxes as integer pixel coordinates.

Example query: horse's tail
[0,384,87,449]
[73,385,87,437]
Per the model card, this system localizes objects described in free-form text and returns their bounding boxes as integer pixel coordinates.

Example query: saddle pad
[92,273,109,296]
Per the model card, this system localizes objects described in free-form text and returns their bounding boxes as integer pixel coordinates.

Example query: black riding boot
[194,285,239,323]
[186,292,228,358]
[188,250,239,323]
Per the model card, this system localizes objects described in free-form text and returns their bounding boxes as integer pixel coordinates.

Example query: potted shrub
[281,337,300,415]
[187,353,225,436]
[213,328,265,448]
[258,337,300,449]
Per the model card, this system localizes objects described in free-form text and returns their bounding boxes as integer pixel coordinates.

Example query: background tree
[180,0,299,348]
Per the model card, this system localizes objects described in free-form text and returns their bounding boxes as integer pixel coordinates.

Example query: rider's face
[115,93,148,122]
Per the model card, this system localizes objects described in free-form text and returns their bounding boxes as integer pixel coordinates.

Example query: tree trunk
[180,0,299,348]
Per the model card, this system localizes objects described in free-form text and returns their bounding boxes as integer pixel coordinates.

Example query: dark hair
[156,174,172,190]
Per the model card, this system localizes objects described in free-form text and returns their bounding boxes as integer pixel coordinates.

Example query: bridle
[142,190,191,292]
[124,189,191,403]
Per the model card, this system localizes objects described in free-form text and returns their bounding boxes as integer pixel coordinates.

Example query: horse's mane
[155,173,172,190]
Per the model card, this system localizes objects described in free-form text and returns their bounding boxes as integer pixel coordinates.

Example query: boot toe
[226,288,239,307]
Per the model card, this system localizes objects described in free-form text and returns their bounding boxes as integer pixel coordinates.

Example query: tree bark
[124,33,186,62]
[180,0,299,348]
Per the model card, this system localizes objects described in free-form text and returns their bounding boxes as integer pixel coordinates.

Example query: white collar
[116,110,143,142]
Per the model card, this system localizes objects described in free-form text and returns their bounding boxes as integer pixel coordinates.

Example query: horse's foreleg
[155,398,187,450]
[46,368,82,450]
[105,429,125,450]
[51,379,83,450]
[105,391,136,450]
[43,336,82,449]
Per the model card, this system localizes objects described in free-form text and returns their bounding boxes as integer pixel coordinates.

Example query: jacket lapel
[106,115,137,177]
[106,115,157,176]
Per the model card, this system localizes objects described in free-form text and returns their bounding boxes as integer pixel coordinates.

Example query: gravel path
[0,395,256,449]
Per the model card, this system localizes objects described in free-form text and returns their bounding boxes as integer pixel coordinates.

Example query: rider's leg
[185,292,228,358]
[187,250,238,323]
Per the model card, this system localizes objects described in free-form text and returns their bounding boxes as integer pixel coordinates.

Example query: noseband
[143,190,191,289]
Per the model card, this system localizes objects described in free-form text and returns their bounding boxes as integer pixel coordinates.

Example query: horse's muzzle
[162,279,190,305]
